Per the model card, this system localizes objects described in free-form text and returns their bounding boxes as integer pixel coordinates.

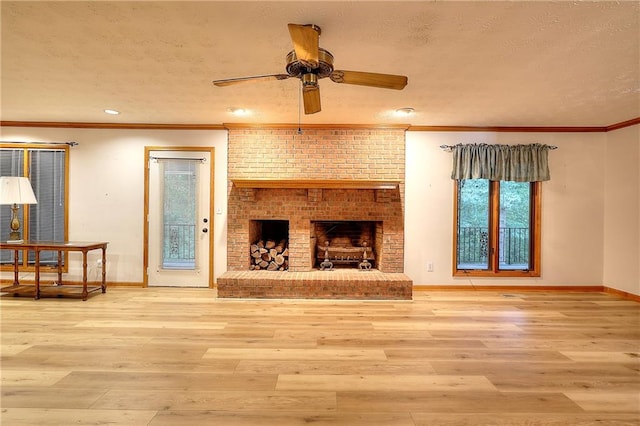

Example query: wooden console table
[0,241,108,301]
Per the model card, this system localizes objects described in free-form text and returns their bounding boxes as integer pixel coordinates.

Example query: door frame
[143,146,215,288]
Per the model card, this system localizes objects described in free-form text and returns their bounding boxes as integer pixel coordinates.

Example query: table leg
[34,249,40,300]
[82,250,88,301]
[57,250,63,285]
[101,247,107,293]
[13,249,19,286]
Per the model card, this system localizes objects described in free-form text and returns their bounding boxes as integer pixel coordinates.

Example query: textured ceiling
[1,1,639,127]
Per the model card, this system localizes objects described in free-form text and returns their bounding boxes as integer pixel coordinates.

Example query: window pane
[499,181,531,270]
[162,160,197,269]
[0,150,25,264]
[457,179,490,270]
[28,150,66,265]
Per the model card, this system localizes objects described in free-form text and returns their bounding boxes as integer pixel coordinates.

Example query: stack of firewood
[250,239,288,271]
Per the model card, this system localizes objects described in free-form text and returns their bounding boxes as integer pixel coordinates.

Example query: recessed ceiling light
[104,109,120,115]
[394,107,415,117]
[229,108,249,116]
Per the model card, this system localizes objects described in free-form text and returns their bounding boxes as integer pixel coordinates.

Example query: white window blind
[0,148,66,265]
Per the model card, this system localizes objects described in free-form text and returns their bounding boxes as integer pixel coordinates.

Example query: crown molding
[0,121,226,130]
[1,118,638,132]
[407,125,607,132]
[222,123,410,130]
[407,117,640,133]
[606,117,640,132]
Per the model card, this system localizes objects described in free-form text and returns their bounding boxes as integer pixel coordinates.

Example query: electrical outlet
[427,262,434,272]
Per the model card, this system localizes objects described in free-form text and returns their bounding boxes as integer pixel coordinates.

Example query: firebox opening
[249,220,289,271]
[311,221,380,270]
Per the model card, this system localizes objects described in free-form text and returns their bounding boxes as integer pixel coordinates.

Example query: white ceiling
[1,1,639,128]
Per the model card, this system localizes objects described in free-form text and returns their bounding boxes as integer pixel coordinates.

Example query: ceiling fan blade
[288,23,319,69]
[303,84,321,115]
[329,70,408,90]
[213,74,291,87]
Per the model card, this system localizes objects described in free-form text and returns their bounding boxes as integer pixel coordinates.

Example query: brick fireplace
[217,126,412,299]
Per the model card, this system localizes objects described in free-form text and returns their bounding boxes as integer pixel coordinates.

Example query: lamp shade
[0,176,38,205]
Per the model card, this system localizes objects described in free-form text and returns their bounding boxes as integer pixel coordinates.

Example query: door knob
[202,228,208,233]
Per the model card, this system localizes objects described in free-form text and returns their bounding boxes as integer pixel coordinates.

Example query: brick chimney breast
[222,127,411,299]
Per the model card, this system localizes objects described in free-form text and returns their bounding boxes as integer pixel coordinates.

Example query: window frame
[0,143,70,273]
[452,179,541,277]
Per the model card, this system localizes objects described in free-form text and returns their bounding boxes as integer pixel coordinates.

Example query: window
[1,145,68,269]
[453,179,541,277]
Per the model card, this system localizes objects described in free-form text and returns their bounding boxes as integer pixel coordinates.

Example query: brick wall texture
[227,127,406,273]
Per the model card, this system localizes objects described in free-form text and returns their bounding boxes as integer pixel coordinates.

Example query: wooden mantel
[231,179,401,190]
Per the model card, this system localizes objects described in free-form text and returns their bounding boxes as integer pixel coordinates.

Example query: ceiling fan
[212,23,408,115]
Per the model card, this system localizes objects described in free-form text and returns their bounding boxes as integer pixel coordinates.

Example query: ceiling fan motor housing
[286,48,334,79]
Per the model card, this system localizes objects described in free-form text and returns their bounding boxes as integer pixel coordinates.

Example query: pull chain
[297,82,303,135]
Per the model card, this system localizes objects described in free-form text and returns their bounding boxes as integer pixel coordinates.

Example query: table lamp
[0,176,38,243]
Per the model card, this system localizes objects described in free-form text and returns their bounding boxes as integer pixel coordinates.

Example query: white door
[147,150,211,287]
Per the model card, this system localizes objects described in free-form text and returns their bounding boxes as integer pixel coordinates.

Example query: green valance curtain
[450,143,552,182]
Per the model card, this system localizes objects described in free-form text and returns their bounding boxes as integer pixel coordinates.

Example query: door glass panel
[499,181,531,270]
[161,159,197,270]
[456,179,490,270]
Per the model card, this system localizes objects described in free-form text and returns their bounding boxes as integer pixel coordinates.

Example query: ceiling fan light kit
[213,23,408,115]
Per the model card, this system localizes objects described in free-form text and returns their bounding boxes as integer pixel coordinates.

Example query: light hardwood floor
[1,287,639,425]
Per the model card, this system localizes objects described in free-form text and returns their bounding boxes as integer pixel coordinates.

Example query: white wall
[0,127,228,285]
[603,125,640,295]
[405,131,607,288]
[3,125,637,296]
